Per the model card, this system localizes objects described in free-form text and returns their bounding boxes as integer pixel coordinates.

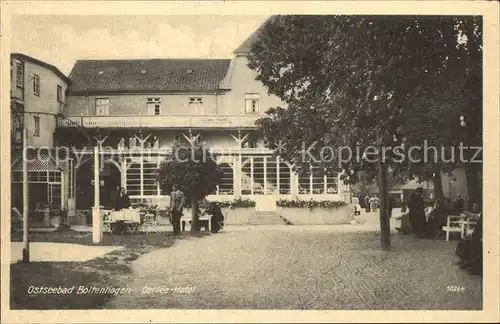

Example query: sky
[11,15,269,75]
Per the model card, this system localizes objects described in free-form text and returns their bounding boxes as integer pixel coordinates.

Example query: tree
[156,142,224,232]
[249,15,482,203]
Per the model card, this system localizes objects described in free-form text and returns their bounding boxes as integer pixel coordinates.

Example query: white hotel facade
[11,26,349,224]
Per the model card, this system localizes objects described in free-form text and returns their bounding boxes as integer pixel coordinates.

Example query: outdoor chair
[442,215,466,241]
[123,209,140,234]
[217,210,229,232]
[102,211,113,233]
[142,211,161,234]
[462,212,480,237]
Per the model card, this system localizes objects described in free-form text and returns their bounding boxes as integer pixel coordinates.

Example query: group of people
[109,184,224,234]
[404,188,473,239]
[403,187,482,276]
[363,195,380,213]
[163,184,225,234]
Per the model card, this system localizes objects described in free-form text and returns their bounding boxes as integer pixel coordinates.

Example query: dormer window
[245,94,259,113]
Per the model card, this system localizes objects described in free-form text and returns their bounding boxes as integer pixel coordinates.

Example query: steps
[247,211,287,225]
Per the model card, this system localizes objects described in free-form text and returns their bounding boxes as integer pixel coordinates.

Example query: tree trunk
[190,198,200,232]
[432,168,445,203]
[465,163,481,206]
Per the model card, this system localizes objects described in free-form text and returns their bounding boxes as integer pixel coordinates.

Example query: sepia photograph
[1,1,499,323]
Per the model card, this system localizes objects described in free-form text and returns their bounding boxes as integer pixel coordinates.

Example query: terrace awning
[11,150,65,172]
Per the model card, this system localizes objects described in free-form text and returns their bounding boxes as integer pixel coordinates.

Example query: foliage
[248,15,482,201]
[156,142,223,231]
[211,197,256,209]
[11,211,23,233]
[132,202,159,211]
[276,198,347,210]
[156,142,223,201]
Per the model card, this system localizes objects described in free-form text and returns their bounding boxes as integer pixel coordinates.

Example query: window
[57,85,63,103]
[33,116,40,137]
[189,97,203,114]
[298,166,338,195]
[16,61,24,88]
[245,94,259,113]
[33,74,40,96]
[147,97,161,116]
[95,98,109,115]
[125,157,161,197]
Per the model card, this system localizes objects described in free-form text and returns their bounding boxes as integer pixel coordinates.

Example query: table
[109,209,141,223]
[107,209,141,234]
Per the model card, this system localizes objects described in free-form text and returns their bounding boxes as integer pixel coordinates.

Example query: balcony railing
[58,114,264,129]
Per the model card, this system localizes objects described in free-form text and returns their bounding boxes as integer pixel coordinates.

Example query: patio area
[10,242,124,263]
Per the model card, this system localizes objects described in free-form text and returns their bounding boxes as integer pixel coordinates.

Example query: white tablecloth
[109,209,141,223]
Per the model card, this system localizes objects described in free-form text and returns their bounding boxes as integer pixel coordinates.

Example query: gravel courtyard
[108,224,482,310]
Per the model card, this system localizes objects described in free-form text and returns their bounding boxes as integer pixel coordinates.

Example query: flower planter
[278,205,353,225]
[220,207,255,225]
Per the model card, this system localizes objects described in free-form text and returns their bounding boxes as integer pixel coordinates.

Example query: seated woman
[203,202,224,233]
[425,198,448,238]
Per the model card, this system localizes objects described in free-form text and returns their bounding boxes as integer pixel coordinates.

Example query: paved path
[108,223,481,310]
[10,242,123,263]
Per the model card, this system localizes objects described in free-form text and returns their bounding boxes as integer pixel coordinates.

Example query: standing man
[365,195,371,213]
[169,184,185,234]
[111,185,121,211]
[388,196,394,218]
[117,187,131,210]
[407,187,426,238]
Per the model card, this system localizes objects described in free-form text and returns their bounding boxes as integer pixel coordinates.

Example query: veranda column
[290,169,299,199]
[233,155,242,196]
[60,169,66,210]
[92,146,102,243]
[120,155,126,188]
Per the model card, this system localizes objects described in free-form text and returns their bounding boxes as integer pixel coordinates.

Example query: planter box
[277,205,353,225]
[221,207,255,225]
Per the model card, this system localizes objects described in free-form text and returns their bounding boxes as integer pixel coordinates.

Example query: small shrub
[276,199,347,210]
[212,197,256,209]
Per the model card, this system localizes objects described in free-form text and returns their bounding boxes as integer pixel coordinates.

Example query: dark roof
[67,59,231,94]
[11,53,71,85]
[233,18,271,54]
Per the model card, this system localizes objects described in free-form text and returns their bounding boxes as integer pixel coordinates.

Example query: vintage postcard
[1,1,499,323]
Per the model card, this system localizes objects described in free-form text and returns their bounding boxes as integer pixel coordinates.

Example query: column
[233,155,242,196]
[120,155,126,188]
[60,169,66,210]
[290,170,299,199]
[263,156,267,194]
[276,157,280,195]
[250,156,254,195]
[92,146,102,243]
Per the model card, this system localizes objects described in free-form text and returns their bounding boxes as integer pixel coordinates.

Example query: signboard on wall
[199,117,234,127]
